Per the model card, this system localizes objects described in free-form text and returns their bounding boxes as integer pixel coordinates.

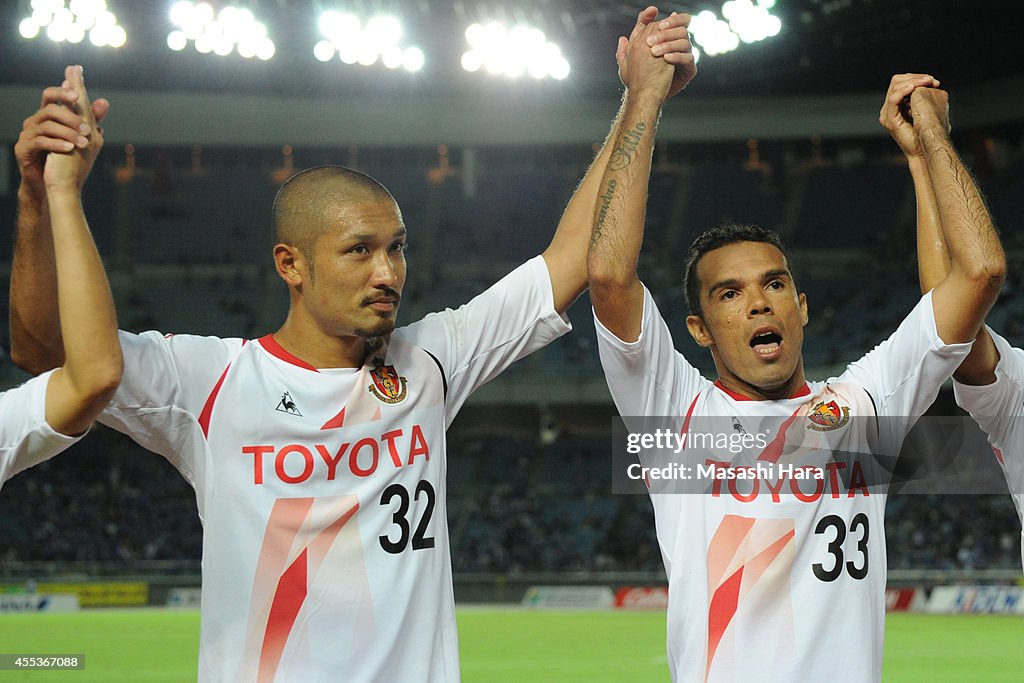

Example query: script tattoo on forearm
[608,121,648,171]
[591,178,618,247]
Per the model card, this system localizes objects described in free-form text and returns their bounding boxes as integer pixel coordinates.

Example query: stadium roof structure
[2,1,1023,148]
[2,0,1023,99]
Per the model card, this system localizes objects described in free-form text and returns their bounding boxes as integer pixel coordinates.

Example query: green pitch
[0,609,1020,681]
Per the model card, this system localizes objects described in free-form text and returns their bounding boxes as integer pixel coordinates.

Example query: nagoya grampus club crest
[368,365,408,404]
[807,400,850,431]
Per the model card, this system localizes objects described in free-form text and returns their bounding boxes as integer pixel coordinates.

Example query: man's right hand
[16,65,109,199]
[617,7,696,103]
[44,66,103,193]
[910,86,952,139]
[878,72,940,159]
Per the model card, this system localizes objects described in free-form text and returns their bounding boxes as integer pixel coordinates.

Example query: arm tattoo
[608,121,648,171]
[591,178,618,247]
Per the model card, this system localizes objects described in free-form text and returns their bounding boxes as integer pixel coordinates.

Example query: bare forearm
[542,99,627,313]
[920,125,1006,344]
[920,129,1004,285]
[589,91,661,285]
[47,189,121,393]
[588,90,663,339]
[910,156,948,294]
[10,185,64,372]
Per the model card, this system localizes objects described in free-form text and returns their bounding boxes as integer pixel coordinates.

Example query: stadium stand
[1,132,1023,580]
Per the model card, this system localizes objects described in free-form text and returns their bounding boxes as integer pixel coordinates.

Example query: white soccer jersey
[98,256,570,682]
[596,286,972,683]
[952,327,1024,570]
[0,370,82,488]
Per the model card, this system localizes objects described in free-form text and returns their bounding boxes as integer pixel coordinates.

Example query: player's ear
[799,292,808,326]
[687,314,713,347]
[274,243,304,288]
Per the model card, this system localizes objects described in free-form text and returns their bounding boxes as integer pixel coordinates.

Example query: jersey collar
[258,335,320,372]
[713,380,811,401]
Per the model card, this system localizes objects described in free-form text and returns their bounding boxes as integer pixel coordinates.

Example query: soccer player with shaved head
[9,9,695,681]
[881,74,1024,571]
[589,65,1006,682]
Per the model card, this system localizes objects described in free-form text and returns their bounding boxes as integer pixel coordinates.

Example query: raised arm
[22,66,121,435]
[879,74,948,295]
[882,76,1001,384]
[588,11,694,341]
[10,65,110,374]
[907,86,1006,348]
[543,7,695,314]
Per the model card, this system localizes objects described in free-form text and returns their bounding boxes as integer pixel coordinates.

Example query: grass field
[0,608,1021,681]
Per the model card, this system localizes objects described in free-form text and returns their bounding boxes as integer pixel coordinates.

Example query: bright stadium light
[689,10,739,57]
[19,17,41,39]
[366,16,402,45]
[167,30,187,51]
[461,21,569,81]
[170,1,192,27]
[313,39,334,62]
[357,43,379,66]
[402,47,424,73]
[256,39,275,61]
[314,10,423,72]
[381,45,403,69]
[689,0,781,58]
[167,1,274,59]
[461,49,483,72]
[465,23,485,48]
[20,0,126,48]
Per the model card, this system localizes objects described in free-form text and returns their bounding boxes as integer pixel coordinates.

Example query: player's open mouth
[749,328,782,358]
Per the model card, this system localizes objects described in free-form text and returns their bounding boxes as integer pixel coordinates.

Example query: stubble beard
[356,317,396,358]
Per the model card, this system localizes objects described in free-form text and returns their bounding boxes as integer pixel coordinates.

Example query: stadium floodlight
[256,39,275,61]
[314,10,424,73]
[167,30,187,51]
[167,1,274,60]
[381,45,403,69]
[461,21,569,81]
[460,49,483,73]
[19,17,41,39]
[20,0,127,48]
[402,47,424,73]
[724,0,780,43]
[689,0,781,58]
[689,10,739,56]
[313,39,334,62]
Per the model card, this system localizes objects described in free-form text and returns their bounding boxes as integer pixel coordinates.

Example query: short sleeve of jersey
[838,290,973,445]
[0,370,81,486]
[99,330,244,481]
[594,284,707,416]
[393,255,571,422]
[953,327,1024,504]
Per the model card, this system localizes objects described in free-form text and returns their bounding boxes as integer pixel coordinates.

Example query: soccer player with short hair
[589,63,1006,682]
[2,65,121,490]
[8,10,694,681]
[882,73,1024,570]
